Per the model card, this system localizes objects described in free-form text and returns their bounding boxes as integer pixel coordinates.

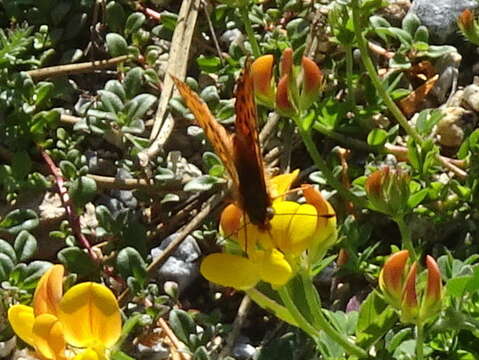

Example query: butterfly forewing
[171,76,240,189]
[233,63,272,228]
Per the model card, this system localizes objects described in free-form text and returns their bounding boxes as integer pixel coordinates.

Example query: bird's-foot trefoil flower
[200,170,337,290]
[8,264,121,360]
[379,251,443,324]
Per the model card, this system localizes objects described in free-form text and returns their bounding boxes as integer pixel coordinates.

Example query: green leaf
[196,55,222,73]
[58,247,98,276]
[356,291,398,349]
[183,175,225,192]
[124,93,156,122]
[14,230,37,262]
[402,12,421,36]
[59,160,77,180]
[123,67,144,99]
[105,1,127,33]
[407,188,428,208]
[69,176,97,209]
[20,261,52,289]
[105,80,127,102]
[367,128,388,147]
[99,90,124,114]
[0,253,14,281]
[106,33,128,57]
[12,151,32,180]
[35,82,54,107]
[116,247,148,287]
[125,12,146,36]
[0,239,16,263]
[169,309,196,345]
[0,209,39,235]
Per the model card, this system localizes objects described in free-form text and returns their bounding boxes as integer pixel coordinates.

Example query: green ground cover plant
[2,0,479,359]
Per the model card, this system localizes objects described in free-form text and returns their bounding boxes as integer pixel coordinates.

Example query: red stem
[39,149,98,262]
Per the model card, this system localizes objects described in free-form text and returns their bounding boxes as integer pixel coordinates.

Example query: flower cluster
[251,48,324,116]
[8,264,121,360]
[379,250,443,324]
[364,166,410,217]
[200,171,337,290]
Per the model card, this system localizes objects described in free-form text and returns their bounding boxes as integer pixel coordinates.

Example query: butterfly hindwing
[233,62,272,227]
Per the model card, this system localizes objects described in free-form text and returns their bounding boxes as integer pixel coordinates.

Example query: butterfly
[171,61,274,230]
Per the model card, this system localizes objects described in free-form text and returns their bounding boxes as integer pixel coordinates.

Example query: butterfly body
[171,62,273,229]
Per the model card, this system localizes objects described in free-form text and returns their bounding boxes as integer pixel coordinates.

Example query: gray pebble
[151,234,202,292]
[409,0,479,44]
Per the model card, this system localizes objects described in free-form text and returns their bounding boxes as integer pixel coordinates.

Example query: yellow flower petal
[269,170,299,200]
[255,249,293,286]
[286,204,318,256]
[200,253,261,290]
[34,264,64,316]
[268,201,301,252]
[8,305,35,346]
[58,282,121,349]
[72,348,106,360]
[32,313,66,360]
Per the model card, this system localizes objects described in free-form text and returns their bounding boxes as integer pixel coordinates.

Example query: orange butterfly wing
[171,76,240,189]
[233,62,272,228]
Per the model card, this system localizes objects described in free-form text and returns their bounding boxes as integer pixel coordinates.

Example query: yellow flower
[201,171,337,290]
[8,264,121,360]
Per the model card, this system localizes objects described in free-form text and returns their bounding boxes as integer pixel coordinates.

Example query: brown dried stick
[138,0,201,167]
[27,55,131,81]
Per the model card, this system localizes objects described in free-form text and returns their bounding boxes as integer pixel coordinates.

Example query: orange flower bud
[280,48,294,77]
[420,255,443,319]
[458,9,474,31]
[251,55,275,108]
[401,262,419,323]
[220,203,242,237]
[276,74,296,116]
[379,250,409,308]
[299,57,323,111]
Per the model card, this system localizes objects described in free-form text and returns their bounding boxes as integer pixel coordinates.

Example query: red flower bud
[276,74,296,116]
[280,48,294,77]
[299,57,323,110]
[458,9,475,31]
[401,262,419,323]
[420,255,443,319]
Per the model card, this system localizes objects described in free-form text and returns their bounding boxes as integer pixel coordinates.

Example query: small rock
[151,234,202,293]
[376,0,411,27]
[232,336,256,359]
[111,168,138,209]
[436,106,477,147]
[0,337,16,358]
[221,29,243,46]
[463,83,479,112]
[409,0,479,44]
[137,339,170,360]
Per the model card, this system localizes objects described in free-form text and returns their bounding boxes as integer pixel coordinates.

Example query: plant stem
[300,271,369,359]
[345,44,356,108]
[350,0,423,145]
[278,286,318,339]
[239,3,261,58]
[246,288,298,327]
[395,216,416,260]
[293,116,369,209]
[416,322,424,360]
